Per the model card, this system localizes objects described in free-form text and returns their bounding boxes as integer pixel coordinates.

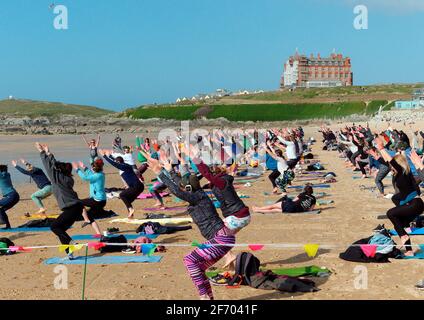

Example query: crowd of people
[2,123,424,299]
[321,124,424,257]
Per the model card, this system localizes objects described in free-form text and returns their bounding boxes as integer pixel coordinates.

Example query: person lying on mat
[143,150,234,300]
[12,158,52,216]
[252,185,316,214]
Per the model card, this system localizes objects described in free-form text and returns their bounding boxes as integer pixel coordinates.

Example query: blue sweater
[77,168,106,201]
[103,155,141,188]
[0,172,16,197]
[266,154,278,170]
[15,166,51,189]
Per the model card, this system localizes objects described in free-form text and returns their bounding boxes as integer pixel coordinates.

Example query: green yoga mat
[206,265,331,278]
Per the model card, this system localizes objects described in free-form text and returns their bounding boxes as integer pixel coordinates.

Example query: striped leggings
[183,227,235,299]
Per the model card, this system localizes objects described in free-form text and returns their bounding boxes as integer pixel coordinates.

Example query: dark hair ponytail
[56,162,73,177]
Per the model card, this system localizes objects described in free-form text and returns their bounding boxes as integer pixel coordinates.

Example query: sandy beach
[0,123,423,300]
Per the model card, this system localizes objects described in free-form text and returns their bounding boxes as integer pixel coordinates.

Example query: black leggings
[80,198,106,222]
[120,183,144,210]
[51,203,84,248]
[386,198,424,245]
[268,170,280,188]
[357,160,368,175]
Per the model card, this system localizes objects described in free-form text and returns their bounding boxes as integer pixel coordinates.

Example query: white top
[277,137,297,160]
[277,158,289,174]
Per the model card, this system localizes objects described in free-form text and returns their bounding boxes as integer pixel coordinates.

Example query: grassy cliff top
[0,99,114,118]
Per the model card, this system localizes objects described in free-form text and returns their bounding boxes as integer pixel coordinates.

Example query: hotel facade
[281,52,353,88]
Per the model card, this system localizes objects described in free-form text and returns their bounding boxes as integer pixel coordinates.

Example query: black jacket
[210,175,247,218]
[158,170,224,240]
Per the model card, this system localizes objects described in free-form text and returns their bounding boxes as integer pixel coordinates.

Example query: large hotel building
[281,52,353,88]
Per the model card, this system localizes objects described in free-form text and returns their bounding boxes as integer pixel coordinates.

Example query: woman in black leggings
[376,137,423,257]
[36,143,82,259]
[102,150,144,219]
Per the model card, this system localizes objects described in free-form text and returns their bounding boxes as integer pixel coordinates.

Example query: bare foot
[153,202,163,207]
[404,251,415,257]
[37,208,47,215]
[128,208,135,219]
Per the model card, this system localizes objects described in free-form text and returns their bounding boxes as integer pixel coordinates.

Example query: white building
[283,59,299,87]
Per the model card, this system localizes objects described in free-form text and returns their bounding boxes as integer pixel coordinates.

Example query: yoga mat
[317,200,334,205]
[142,206,188,212]
[285,210,321,215]
[288,184,330,189]
[234,179,259,185]
[206,265,331,278]
[44,255,162,265]
[110,217,193,226]
[71,233,159,241]
[22,213,118,220]
[138,192,169,200]
[256,210,321,215]
[403,245,424,259]
[390,228,424,236]
[0,227,52,233]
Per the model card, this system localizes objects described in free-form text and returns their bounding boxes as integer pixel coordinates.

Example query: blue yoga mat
[288,184,331,189]
[390,228,424,236]
[0,227,52,233]
[403,245,424,259]
[71,233,158,241]
[44,255,162,265]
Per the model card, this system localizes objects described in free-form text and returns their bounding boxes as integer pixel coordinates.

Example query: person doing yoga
[375,136,423,257]
[36,142,82,259]
[74,159,105,235]
[252,185,316,214]
[145,152,235,300]
[12,159,52,216]
[82,134,100,164]
[101,149,144,219]
[0,164,20,229]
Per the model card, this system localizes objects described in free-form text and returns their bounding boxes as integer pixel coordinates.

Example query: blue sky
[0,0,423,111]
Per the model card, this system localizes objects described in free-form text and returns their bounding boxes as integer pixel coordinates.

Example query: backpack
[99,235,128,253]
[0,237,15,256]
[228,252,261,286]
[369,233,395,255]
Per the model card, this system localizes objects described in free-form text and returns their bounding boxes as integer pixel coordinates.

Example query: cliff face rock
[0,113,379,135]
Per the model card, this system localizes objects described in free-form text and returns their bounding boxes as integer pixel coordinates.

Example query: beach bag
[228,252,261,286]
[369,232,395,255]
[99,235,128,253]
[0,237,14,256]
[249,271,318,293]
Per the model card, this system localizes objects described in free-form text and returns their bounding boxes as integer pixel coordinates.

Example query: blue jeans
[0,191,20,227]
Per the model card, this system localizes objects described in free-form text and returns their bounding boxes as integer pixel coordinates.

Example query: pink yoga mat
[137,192,170,199]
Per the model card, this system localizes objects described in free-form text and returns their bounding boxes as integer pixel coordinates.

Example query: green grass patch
[206,102,367,121]
[127,105,200,120]
[366,100,388,115]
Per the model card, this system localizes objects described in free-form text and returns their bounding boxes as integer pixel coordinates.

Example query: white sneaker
[384,194,393,199]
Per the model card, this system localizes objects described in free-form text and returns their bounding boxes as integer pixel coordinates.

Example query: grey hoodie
[40,151,80,210]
